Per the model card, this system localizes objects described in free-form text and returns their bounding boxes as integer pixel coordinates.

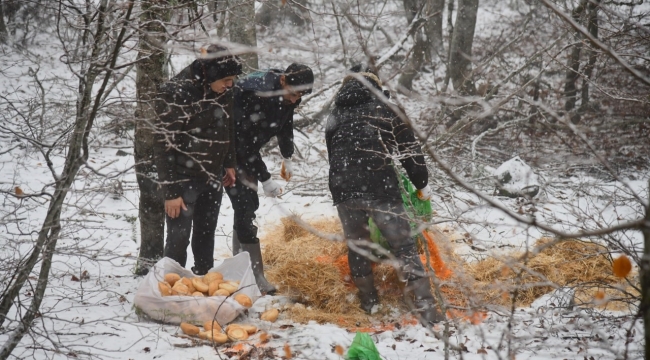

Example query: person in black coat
[325,70,442,326]
[226,63,314,294]
[153,45,242,275]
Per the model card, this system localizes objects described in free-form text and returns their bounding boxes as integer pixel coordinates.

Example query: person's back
[325,70,442,326]
[326,72,427,205]
[226,63,314,295]
[232,69,297,176]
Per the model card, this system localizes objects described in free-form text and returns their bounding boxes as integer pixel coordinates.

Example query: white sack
[134,253,261,325]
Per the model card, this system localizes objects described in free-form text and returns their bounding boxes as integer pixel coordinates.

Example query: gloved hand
[416,185,432,201]
[280,158,293,181]
[262,178,283,197]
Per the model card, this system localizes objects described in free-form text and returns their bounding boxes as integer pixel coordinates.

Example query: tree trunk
[642,179,650,360]
[564,0,587,116]
[228,0,259,72]
[398,34,427,91]
[0,0,8,44]
[424,0,445,61]
[578,0,599,118]
[134,0,169,275]
[448,0,478,96]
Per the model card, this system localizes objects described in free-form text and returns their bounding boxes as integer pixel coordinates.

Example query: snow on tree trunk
[133,1,170,275]
[228,0,259,72]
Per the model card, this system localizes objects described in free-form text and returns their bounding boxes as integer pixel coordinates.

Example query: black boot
[405,277,444,326]
[352,274,379,314]
[232,230,242,255]
[240,242,277,295]
[395,245,444,326]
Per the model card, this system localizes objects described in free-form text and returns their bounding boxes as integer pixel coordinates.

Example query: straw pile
[464,237,637,309]
[262,218,638,328]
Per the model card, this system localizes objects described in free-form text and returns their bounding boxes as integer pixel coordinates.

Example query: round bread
[213,289,230,297]
[233,293,253,308]
[180,322,200,336]
[227,326,249,341]
[158,281,172,297]
[179,277,195,293]
[192,291,205,297]
[203,272,224,284]
[192,277,209,293]
[164,273,181,286]
[208,279,224,296]
[260,308,279,322]
[218,283,237,294]
[171,282,190,296]
[203,320,220,332]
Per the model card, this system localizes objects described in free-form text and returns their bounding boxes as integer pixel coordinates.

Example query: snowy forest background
[0,0,649,359]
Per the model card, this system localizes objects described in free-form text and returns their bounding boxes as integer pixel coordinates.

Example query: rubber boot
[352,274,379,314]
[240,242,277,295]
[395,245,444,326]
[405,277,444,326]
[232,230,242,255]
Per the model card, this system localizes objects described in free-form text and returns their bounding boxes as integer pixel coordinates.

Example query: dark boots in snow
[232,230,242,255]
[353,274,379,314]
[240,242,277,295]
[395,244,444,326]
[405,277,444,326]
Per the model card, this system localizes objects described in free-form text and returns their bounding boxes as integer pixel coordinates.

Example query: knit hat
[194,45,242,84]
[284,63,314,95]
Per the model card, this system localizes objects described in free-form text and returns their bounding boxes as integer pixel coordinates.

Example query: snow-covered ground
[1,0,649,359]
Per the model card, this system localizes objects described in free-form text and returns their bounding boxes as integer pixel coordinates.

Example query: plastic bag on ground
[133,253,261,325]
[346,332,381,360]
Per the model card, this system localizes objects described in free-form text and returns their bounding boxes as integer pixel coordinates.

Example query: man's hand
[262,179,283,197]
[280,158,293,181]
[165,197,187,218]
[223,168,236,187]
[416,185,432,201]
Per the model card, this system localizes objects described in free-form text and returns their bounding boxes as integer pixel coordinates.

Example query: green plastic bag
[369,173,432,251]
[346,332,381,360]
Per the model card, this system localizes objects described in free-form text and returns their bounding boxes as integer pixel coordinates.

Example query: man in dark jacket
[153,45,242,275]
[325,70,441,326]
[226,63,314,294]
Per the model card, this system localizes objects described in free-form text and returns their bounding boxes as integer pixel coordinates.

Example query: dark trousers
[336,197,423,280]
[225,168,260,244]
[164,179,223,272]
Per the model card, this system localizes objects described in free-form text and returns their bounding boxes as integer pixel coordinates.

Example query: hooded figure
[325,71,442,326]
[226,63,314,295]
[152,45,242,275]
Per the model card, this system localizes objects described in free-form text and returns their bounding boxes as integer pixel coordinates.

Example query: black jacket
[326,75,428,205]
[153,62,236,200]
[232,70,299,182]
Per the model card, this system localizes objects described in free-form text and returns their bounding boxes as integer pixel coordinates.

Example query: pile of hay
[261,218,638,328]
[464,238,638,309]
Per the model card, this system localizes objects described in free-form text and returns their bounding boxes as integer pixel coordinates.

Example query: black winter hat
[194,45,242,84]
[284,63,314,95]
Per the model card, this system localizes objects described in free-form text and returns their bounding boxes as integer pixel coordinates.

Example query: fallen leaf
[15,186,24,196]
[284,343,292,359]
[71,275,80,281]
[478,348,488,354]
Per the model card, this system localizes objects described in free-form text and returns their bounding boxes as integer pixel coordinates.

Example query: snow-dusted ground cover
[1,0,649,359]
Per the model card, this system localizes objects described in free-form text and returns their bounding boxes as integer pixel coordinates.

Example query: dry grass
[261,217,639,328]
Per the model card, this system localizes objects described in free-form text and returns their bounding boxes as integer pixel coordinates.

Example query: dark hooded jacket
[325,73,428,205]
[153,62,236,200]
[232,70,299,182]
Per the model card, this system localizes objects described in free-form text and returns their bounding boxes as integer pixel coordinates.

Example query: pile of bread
[179,308,280,344]
[157,272,252,306]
